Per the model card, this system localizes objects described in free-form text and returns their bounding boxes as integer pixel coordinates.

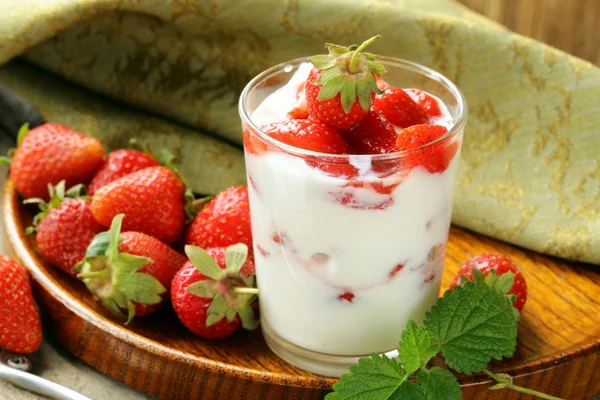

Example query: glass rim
[238,56,468,161]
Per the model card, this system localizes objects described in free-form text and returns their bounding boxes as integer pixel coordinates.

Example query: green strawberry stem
[0,123,30,165]
[349,35,380,73]
[483,369,566,400]
[232,287,260,295]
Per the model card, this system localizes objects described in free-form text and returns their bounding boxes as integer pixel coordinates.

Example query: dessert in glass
[238,37,467,377]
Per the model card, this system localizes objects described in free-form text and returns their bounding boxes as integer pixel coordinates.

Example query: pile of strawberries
[245,35,458,176]
[2,122,258,350]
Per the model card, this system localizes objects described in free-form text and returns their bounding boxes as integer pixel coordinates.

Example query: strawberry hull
[239,57,467,377]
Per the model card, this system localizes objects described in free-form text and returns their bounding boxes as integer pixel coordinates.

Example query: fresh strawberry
[0,255,42,353]
[373,88,428,128]
[288,81,309,119]
[405,89,442,118]
[449,253,528,312]
[262,119,350,154]
[88,149,159,196]
[171,244,258,339]
[2,123,104,200]
[28,182,105,277]
[76,214,187,321]
[396,124,453,173]
[343,108,397,154]
[91,166,186,244]
[185,186,252,250]
[305,36,386,130]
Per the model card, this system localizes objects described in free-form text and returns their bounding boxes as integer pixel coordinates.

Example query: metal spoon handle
[0,362,92,400]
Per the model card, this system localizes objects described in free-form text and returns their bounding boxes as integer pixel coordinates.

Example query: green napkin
[0,0,598,264]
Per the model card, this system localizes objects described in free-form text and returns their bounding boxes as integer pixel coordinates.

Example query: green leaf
[238,303,259,330]
[318,75,344,100]
[366,72,381,95]
[114,271,165,305]
[368,60,386,77]
[356,78,373,111]
[399,320,439,375]
[66,184,87,198]
[0,156,12,166]
[106,214,125,262]
[326,43,350,57]
[225,243,248,275]
[493,273,515,294]
[16,123,29,147]
[315,67,341,85]
[417,367,462,400]
[471,267,486,283]
[327,354,408,399]
[206,293,227,326]
[309,55,336,70]
[424,282,517,374]
[186,280,219,298]
[185,245,225,281]
[340,80,357,114]
[85,232,112,258]
[114,253,151,274]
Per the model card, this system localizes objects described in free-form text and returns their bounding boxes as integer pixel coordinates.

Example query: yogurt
[244,63,459,356]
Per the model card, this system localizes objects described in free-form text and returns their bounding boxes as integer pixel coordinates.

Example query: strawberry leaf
[316,67,341,86]
[493,272,515,295]
[417,367,462,400]
[326,43,350,57]
[238,303,259,330]
[185,245,226,281]
[186,280,220,298]
[309,55,336,69]
[319,75,344,100]
[399,320,439,375]
[424,282,517,374]
[225,243,248,275]
[356,78,372,111]
[340,80,357,114]
[471,267,486,283]
[16,123,29,147]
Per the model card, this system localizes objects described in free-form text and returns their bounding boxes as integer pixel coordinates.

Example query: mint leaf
[424,282,517,374]
[417,367,462,400]
[326,354,405,399]
[399,320,439,375]
[390,381,426,400]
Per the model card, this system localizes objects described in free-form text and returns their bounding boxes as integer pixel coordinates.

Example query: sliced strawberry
[405,89,442,118]
[262,119,350,154]
[288,81,309,119]
[396,124,452,173]
[343,109,397,154]
[373,88,428,128]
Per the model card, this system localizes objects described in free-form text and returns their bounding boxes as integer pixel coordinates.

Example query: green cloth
[0,0,598,264]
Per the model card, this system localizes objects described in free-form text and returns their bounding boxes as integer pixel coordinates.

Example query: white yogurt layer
[245,63,459,356]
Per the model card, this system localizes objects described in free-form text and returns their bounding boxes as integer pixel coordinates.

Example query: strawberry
[449,253,528,312]
[343,108,397,154]
[262,119,350,154]
[405,88,442,118]
[287,81,309,119]
[396,124,453,173]
[1,123,104,200]
[0,255,42,353]
[305,36,386,130]
[88,149,159,196]
[76,214,187,321]
[27,181,105,277]
[171,244,259,339]
[373,88,428,128]
[91,166,186,244]
[185,186,252,251]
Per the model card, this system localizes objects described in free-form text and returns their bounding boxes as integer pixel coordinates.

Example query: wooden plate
[3,178,600,400]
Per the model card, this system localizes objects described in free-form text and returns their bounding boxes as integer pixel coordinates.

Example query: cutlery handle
[0,362,92,400]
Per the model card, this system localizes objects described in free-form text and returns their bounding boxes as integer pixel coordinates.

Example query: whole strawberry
[396,124,456,173]
[0,255,42,353]
[76,214,187,322]
[185,186,252,250]
[29,182,105,277]
[305,36,385,130]
[87,149,159,196]
[343,108,397,154]
[171,244,258,339]
[3,123,104,200]
[91,166,186,244]
[450,253,528,312]
[262,119,350,154]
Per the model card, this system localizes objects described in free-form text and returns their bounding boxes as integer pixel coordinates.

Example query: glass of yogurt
[239,56,467,377]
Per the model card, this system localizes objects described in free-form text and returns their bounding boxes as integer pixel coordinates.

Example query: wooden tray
[3,178,600,400]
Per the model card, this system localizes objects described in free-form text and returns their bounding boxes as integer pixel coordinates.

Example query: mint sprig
[327,281,565,400]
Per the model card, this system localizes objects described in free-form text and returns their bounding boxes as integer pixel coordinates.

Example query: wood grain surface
[458,0,600,65]
[3,179,600,400]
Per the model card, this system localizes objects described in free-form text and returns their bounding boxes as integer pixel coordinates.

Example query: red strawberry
[396,124,453,173]
[288,81,309,119]
[88,149,159,196]
[91,166,186,244]
[373,88,428,128]
[405,89,442,118]
[76,214,187,321]
[343,108,397,154]
[305,36,385,130]
[3,123,104,200]
[185,186,252,250]
[449,253,528,312]
[0,255,42,353]
[262,119,350,154]
[31,183,105,277]
[171,244,259,339]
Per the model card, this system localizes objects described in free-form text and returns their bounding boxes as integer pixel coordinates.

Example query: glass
[239,57,467,377]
